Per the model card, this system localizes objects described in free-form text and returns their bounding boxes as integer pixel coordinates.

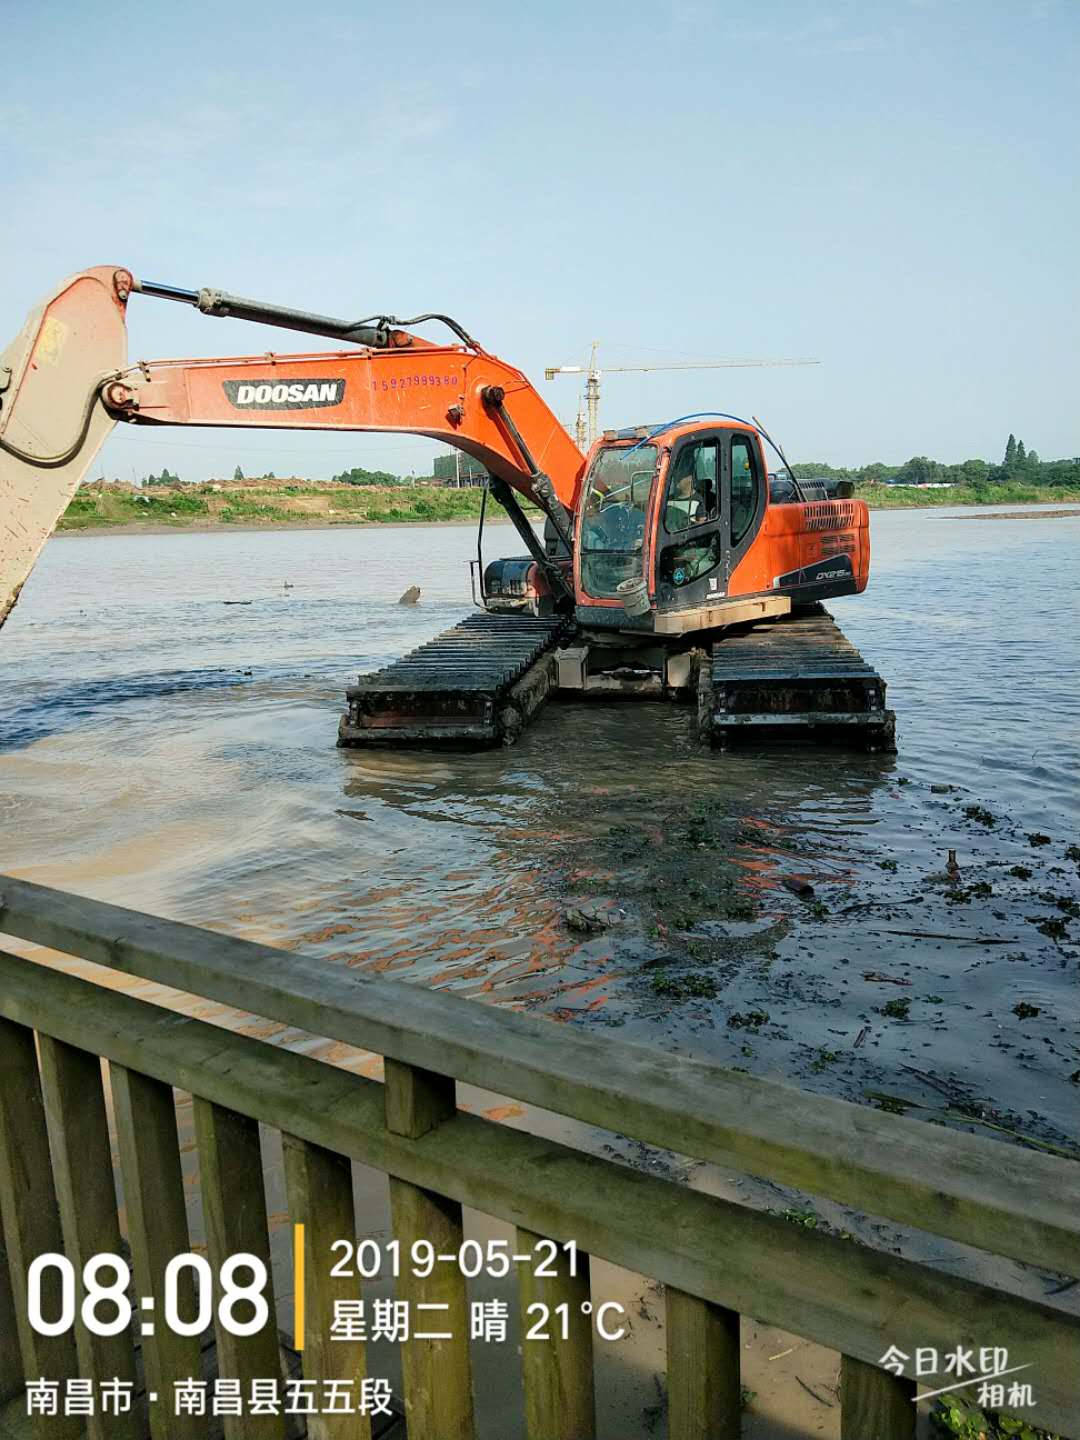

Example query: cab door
[654,434,726,613]
[723,430,766,587]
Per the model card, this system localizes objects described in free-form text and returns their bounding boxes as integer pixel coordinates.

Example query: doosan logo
[223,378,345,410]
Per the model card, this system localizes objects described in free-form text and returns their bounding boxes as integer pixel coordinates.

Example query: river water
[1,506,1077,1435]
[2,506,1077,1115]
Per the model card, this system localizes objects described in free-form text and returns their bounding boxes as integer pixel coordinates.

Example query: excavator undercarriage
[338,605,894,751]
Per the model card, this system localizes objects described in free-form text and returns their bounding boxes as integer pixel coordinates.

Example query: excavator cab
[572,422,869,636]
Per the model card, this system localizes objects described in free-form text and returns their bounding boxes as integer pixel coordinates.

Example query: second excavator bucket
[0,266,129,627]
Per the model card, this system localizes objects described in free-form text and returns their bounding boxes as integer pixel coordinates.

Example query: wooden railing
[0,875,1076,1440]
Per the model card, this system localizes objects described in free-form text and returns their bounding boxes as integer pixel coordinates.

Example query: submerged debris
[781,877,815,898]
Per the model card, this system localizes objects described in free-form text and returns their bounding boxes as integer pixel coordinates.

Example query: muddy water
[1,507,1078,1437]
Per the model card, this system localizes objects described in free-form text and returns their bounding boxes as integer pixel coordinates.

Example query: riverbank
[56,480,1080,533]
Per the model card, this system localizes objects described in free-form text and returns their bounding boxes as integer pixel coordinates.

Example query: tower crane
[546,342,820,447]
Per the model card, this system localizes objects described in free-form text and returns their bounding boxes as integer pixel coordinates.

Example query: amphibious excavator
[0,267,895,749]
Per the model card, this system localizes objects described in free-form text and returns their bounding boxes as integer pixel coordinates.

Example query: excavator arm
[1,267,585,626]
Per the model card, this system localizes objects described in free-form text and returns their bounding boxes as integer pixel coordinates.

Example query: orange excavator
[0,267,894,749]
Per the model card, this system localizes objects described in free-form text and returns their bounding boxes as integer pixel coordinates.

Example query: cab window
[730,435,760,546]
[664,440,719,533]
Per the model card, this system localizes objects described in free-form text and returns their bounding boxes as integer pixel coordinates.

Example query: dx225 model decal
[773,554,854,589]
[223,379,345,410]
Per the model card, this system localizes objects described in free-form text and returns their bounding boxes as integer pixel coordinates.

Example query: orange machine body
[1,267,870,640]
[572,422,869,630]
[122,343,586,513]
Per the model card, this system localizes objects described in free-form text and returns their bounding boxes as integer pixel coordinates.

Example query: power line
[103,432,439,458]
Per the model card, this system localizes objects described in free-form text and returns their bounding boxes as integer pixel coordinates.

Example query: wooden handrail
[0,875,1076,1277]
[0,948,1078,1437]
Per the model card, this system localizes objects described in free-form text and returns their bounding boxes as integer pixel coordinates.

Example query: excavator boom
[0,267,585,626]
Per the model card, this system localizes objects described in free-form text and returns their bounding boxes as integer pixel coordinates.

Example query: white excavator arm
[0,266,129,625]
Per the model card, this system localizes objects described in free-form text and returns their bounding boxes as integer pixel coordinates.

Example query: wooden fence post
[666,1288,740,1440]
[37,1035,141,1440]
[111,1064,205,1440]
[517,1226,595,1440]
[282,1134,371,1440]
[0,1017,81,1440]
[840,1354,916,1440]
[194,1098,285,1440]
[0,1218,24,1405]
[384,1058,474,1440]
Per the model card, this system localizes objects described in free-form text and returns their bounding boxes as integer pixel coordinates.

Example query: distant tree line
[330,464,405,486]
[793,436,1079,488]
[131,435,1078,494]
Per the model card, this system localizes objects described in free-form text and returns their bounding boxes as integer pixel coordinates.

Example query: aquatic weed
[964,805,997,828]
[880,997,911,1020]
[727,1009,770,1030]
[651,972,718,1001]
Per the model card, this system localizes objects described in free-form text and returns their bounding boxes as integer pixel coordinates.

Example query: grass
[58,480,1080,532]
[861,482,1080,509]
[58,483,494,531]
[60,490,210,529]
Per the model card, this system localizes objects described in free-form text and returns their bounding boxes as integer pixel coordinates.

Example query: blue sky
[3,0,1077,481]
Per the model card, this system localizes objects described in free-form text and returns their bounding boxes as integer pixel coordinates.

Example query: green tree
[959,459,989,485]
[1003,434,1017,468]
[859,462,890,484]
[331,464,402,486]
[897,456,940,485]
[234,465,244,482]
[1016,439,1026,463]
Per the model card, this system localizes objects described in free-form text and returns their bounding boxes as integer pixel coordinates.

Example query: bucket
[616,577,651,617]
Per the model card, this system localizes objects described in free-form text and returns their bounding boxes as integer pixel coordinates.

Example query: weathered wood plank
[840,1354,916,1439]
[517,1227,594,1440]
[665,1288,739,1440]
[383,1058,454,1139]
[384,1060,473,1440]
[281,1134,370,1440]
[1,952,1077,1438]
[37,1035,141,1440]
[0,877,1073,1275]
[0,1219,24,1405]
[0,1017,81,1440]
[111,1064,204,1440]
[193,1098,285,1440]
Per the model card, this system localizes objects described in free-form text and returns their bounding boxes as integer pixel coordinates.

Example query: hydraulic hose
[0,377,115,469]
